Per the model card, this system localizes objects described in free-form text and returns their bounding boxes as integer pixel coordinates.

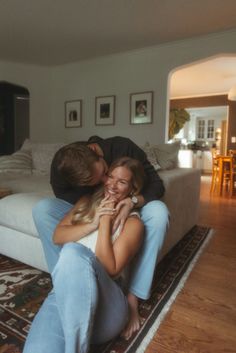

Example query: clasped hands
[92,195,134,233]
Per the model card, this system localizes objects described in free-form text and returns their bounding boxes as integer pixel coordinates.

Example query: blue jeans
[32,197,169,300]
[23,243,129,353]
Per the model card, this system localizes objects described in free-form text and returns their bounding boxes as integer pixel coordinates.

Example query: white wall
[0,61,52,142]
[50,29,236,145]
[1,30,236,145]
[51,52,169,144]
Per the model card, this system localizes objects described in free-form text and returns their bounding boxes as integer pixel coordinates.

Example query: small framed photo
[130,91,153,125]
[65,100,82,128]
[95,95,115,125]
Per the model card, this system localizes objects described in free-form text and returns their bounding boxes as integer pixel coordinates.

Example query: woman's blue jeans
[23,243,129,353]
[32,197,169,300]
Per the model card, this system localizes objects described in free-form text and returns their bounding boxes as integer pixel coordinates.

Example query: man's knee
[141,200,169,226]
[32,198,54,221]
[33,197,72,226]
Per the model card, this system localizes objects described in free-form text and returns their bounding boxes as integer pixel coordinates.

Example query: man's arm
[141,156,165,202]
[111,137,165,203]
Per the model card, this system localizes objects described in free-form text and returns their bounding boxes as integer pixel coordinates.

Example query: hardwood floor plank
[144,175,236,353]
[176,291,236,328]
[149,319,236,353]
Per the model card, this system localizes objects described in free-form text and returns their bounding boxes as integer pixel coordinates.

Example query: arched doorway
[168,55,236,153]
[0,81,30,155]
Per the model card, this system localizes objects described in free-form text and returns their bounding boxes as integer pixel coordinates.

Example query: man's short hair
[56,142,100,185]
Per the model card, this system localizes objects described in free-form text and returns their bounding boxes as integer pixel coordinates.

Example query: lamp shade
[228,86,236,101]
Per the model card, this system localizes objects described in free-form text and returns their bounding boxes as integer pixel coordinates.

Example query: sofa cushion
[0,173,51,193]
[0,192,54,237]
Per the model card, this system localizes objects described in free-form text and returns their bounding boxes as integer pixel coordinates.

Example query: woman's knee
[56,243,94,273]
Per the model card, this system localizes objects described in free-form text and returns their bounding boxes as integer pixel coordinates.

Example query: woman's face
[104,166,133,202]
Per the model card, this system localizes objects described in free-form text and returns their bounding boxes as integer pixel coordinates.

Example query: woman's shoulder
[129,211,141,219]
[126,211,143,229]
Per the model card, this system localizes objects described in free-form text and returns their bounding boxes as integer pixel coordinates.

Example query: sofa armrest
[158,167,201,258]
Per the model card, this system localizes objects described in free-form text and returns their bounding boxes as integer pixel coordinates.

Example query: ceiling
[170,56,236,98]
[186,106,228,120]
[0,0,236,66]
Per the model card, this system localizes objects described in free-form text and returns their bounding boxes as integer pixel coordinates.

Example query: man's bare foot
[121,293,143,340]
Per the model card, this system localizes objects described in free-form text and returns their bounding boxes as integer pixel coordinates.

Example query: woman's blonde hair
[72,157,145,224]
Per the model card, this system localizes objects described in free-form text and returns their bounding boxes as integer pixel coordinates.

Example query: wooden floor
[146,175,236,353]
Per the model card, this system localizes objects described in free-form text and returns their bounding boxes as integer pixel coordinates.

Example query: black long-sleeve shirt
[50,136,165,204]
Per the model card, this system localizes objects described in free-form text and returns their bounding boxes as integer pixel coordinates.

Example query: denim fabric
[32,197,169,299]
[23,244,129,353]
[130,200,169,299]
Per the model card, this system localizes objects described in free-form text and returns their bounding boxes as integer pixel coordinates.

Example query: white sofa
[0,141,201,272]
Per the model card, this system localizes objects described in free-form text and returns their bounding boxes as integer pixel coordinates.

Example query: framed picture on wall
[65,100,82,128]
[95,95,115,125]
[130,91,153,125]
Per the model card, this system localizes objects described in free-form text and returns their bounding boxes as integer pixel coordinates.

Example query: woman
[23,157,145,353]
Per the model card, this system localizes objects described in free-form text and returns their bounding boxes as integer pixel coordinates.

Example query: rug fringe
[136,228,214,353]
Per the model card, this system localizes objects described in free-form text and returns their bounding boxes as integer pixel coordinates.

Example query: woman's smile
[104,166,133,202]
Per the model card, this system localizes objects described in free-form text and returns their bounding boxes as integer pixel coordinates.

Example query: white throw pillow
[32,142,65,174]
[0,150,32,174]
[153,142,180,170]
[141,143,161,171]
[20,138,32,151]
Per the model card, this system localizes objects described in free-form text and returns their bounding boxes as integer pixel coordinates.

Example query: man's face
[88,158,108,186]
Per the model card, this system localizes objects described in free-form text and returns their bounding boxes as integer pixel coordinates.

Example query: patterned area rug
[0,225,212,353]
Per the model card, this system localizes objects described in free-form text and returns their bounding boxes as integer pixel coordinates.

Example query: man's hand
[112,197,133,233]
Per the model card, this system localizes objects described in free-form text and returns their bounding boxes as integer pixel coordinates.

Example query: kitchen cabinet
[178,150,212,173]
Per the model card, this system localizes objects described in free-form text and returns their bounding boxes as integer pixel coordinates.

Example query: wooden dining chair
[229,150,236,196]
[210,149,220,194]
[222,157,232,194]
[210,150,234,196]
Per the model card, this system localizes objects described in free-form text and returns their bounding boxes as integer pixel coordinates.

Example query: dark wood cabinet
[0,82,29,155]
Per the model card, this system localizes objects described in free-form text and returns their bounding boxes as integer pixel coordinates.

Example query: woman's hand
[91,195,116,228]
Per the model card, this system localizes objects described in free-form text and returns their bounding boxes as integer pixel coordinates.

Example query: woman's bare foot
[121,292,143,340]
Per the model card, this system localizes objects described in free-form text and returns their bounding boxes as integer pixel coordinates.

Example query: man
[33,135,169,338]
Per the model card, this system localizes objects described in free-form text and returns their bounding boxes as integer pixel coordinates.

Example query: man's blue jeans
[32,197,169,300]
[23,243,129,353]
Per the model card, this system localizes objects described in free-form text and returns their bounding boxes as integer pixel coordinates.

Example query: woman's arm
[95,214,144,276]
[53,198,97,244]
